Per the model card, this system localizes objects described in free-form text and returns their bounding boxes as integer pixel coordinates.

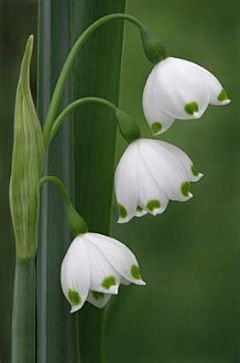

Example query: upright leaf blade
[71,1,126,362]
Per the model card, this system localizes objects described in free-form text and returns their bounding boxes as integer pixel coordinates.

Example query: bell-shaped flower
[61,232,145,312]
[115,138,203,223]
[143,57,231,135]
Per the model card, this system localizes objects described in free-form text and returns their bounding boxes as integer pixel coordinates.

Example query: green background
[0,0,240,362]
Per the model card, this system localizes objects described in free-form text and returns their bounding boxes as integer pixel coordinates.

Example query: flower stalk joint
[115,109,141,143]
[140,25,167,64]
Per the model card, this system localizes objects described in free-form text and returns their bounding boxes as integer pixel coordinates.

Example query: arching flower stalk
[115,138,203,223]
[39,176,145,314]
[143,57,231,135]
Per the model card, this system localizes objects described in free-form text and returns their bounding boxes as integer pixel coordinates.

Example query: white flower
[115,138,203,223]
[61,232,145,312]
[143,57,231,135]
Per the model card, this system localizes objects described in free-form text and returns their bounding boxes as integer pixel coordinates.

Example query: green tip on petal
[181,181,190,197]
[101,276,116,290]
[191,164,199,177]
[146,200,161,211]
[184,102,199,115]
[68,289,81,306]
[131,265,142,280]
[218,88,229,102]
[137,205,143,212]
[92,291,105,300]
[151,122,162,135]
[118,204,127,219]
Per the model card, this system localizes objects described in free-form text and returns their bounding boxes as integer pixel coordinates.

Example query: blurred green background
[0,0,240,362]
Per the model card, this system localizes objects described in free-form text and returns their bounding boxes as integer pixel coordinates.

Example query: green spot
[218,88,229,101]
[101,276,116,290]
[118,204,127,219]
[136,205,143,212]
[181,181,190,197]
[68,290,81,306]
[92,291,105,300]
[146,200,161,211]
[131,265,142,280]
[184,102,199,115]
[191,164,199,177]
[151,122,162,135]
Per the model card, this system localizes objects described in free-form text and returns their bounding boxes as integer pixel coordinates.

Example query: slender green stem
[43,13,144,146]
[40,176,72,208]
[11,259,36,363]
[49,97,117,144]
[40,176,88,236]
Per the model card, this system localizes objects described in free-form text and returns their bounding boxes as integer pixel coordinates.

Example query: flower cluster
[61,41,230,313]
[115,57,230,223]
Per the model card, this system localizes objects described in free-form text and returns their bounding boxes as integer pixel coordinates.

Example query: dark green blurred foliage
[0,0,240,362]
[109,1,240,363]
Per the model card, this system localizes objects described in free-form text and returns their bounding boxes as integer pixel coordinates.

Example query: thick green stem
[71,1,126,362]
[11,259,36,363]
[43,12,144,146]
[37,1,77,362]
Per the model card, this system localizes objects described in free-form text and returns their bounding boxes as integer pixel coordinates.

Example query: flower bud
[140,26,167,64]
[9,36,44,261]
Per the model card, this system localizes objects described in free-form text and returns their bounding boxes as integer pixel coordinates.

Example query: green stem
[43,13,144,146]
[40,176,88,236]
[40,176,73,207]
[49,97,117,144]
[11,259,36,363]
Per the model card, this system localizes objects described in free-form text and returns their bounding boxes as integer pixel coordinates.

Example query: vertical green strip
[71,1,126,362]
[11,260,36,363]
[37,1,77,362]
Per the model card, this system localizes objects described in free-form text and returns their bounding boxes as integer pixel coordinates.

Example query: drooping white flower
[61,233,145,312]
[143,57,231,135]
[115,138,203,223]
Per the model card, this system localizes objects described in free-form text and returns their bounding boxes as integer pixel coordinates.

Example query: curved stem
[43,13,144,146]
[40,176,88,236]
[40,176,72,208]
[49,97,117,145]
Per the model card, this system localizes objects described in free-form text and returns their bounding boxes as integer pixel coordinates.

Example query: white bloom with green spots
[115,138,203,223]
[61,232,145,313]
[143,57,231,135]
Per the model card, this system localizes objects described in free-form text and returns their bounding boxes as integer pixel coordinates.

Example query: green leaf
[9,36,44,261]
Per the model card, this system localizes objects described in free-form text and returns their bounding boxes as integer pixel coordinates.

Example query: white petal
[158,141,204,182]
[87,290,112,309]
[60,235,90,313]
[152,57,210,119]
[135,206,148,217]
[115,142,139,223]
[85,235,121,295]
[87,233,146,286]
[138,139,193,201]
[142,68,175,134]
[137,148,169,215]
[183,61,231,106]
